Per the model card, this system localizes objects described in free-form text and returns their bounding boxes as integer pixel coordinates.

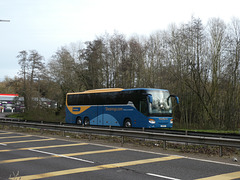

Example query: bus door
[97,106,104,125]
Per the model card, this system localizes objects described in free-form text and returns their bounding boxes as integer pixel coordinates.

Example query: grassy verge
[172,128,240,134]
[7,108,65,123]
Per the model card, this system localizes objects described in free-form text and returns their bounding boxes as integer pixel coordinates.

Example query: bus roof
[123,88,168,92]
[67,88,168,95]
[67,88,124,95]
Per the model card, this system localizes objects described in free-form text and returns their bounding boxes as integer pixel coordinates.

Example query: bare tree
[223,18,240,129]
[17,50,45,110]
[17,50,29,109]
[48,47,78,107]
[207,18,227,128]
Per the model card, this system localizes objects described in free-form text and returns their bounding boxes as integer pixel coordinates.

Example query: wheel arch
[76,116,82,124]
[123,117,132,127]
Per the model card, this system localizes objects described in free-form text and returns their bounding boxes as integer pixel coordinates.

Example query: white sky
[0,0,240,81]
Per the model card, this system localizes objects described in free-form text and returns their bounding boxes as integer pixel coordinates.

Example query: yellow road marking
[0,148,126,164]
[0,132,13,135]
[0,135,31,139]
[13,156,182,180]
[195,171,240,180]
[27,143,88,150]
[0,143,88,152]
[55,148,126,157]
[1,138,56,144]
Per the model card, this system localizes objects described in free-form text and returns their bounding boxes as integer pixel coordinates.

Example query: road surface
[0,130,239,179]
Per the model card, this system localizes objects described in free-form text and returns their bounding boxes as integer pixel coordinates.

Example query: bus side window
[139,100,148,116]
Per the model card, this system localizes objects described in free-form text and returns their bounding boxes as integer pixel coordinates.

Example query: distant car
[4,104,13,112]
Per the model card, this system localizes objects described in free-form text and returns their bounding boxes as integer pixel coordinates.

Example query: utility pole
[0,20,10,22]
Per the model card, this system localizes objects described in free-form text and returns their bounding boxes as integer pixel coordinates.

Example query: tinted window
[67,90,146,107]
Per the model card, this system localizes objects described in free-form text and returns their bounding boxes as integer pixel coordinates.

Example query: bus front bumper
[147,117,173,128]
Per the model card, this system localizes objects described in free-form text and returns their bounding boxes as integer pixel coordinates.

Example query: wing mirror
[147,94,153,104]
[167,95,179,105]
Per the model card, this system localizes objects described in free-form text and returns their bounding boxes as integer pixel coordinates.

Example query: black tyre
[84,117,90,126]
[124,119,132,128]
[76,117,82,125]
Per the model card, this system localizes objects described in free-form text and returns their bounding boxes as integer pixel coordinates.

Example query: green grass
[171,128,239,134]
[7,108,65,123]
[6,113,24,119]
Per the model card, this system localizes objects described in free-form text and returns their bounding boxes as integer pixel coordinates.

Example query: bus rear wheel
[76,117,82,125]
[124,119,132,128]
[84,117,90,126]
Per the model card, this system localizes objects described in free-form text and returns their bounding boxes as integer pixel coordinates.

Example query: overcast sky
[0,0,240,81]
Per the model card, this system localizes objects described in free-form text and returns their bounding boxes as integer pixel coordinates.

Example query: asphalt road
[0,113,6,118]
[0,131,240,180]
[0,112,12,118]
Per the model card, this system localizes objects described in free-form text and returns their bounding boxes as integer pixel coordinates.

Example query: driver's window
[139,100,148,116]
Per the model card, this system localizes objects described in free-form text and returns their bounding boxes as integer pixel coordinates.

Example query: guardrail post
[121,136,124,147]
[62,130,65,137]
[89,133,92,141]
[142,127,145,131]
[185,130,188,146]
[219,146,223,157]
[163,140,167,150]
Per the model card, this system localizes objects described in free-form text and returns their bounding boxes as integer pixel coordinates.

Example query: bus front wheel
[124,119,132,128]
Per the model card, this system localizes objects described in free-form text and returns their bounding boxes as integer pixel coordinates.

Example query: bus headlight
[170,119,173,124]
[149,119,156,124]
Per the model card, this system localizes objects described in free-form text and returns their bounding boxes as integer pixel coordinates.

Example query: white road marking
[147,173,181,180]
[29,149,94,164]
[0,143,7,146]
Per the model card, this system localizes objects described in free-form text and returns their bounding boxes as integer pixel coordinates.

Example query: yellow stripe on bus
[67,88,124,95]
[67,106,91,115]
